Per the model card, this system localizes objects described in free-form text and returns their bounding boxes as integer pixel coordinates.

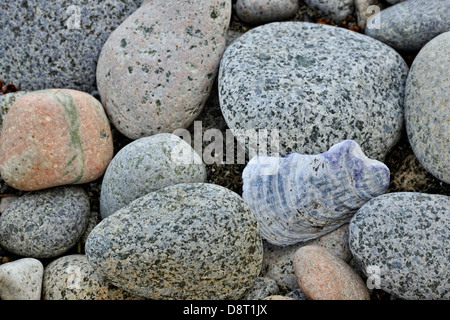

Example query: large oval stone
[86,183,263,300]
[0,89,113,191]
[100,133,207,219]
[349,192,450,300]
[219,22,408,160]
[405,31,450,184]
[0,186,90,258]
[96,0,231,139]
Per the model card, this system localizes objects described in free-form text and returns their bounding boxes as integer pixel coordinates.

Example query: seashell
[242,140,390,246]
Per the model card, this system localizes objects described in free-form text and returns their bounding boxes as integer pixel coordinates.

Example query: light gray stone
[100,133,207,219]
[0,0,143,93]
[86,183,263,300]
[236,0,299,25]
[304,0,354,23]
[405,31,450,184]
[365,0,450,51]
[349,192,450,300]
[219,22,408,160]
[0,186,90,258]
[0,258,43,300]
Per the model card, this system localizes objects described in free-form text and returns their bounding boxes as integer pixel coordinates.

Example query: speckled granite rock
[365,0,450,51]
[0,258,43,300]
[0,0,143,93]
[96,0,231,140]
[349,192,450,300]
[0,89,113,191]
[100,133,207,219]
[261,224,352,291]
[86,183,263,300]
[236,0,299,25]
[43,254,144,300]
[219,22,408,160]
[293,245,370,300]
[0,91,27,132]
[0,186,90,258]
[304,0,354,23]
[405,31,450,184]
[241,276,280,300]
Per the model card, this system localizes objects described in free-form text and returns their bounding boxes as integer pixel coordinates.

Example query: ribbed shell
[242,140,390,246]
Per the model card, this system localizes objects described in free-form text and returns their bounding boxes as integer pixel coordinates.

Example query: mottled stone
[405,31,450,184]
[261,225,352,291]
[285,288,307,300]
[241,276,280,300]
[354,0,385,30]
[349,192,450,300]
[293,245,370,300]
[86,183,263,300]
[219,22,408,160]
[0,196,19,214]
[100,133,206,219]
[0,258,43,300]
[96,0,231,139]
[0,0,143,93]
[0,89,113,191]
[0,186,90,258]
[0,91,27,133]
[304,0,354,23]
[366,0,450,51]
[43,254,144,300]
[236,0,300,25]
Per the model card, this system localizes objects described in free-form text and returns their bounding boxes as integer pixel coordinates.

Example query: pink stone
[293,245,370,300]
[0,89,113,191]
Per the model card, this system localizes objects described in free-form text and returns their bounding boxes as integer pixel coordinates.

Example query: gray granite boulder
[0,0,143,93]
[405,32,450,184]
[349,192,450,300]
[304,0,354,23]
[100,133,207,219]
[219,22,408,160]
[0,186,90,258]
[43,254,144,300]
[0,258,43,300]
[86,183,263,300]
[365,0,450,52]
[96,0,231,139]
[0,92,27,133]
[236,0,300,25]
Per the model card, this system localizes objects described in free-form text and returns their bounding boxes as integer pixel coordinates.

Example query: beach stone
[100,133,207,219]
[293,245,370,300]
[0,258,43,300]
[0,0,143,93]
[86,183,263,300]
[285,288,307,300]
[0,89,113,191]
[261,224,352,291]
[354,0,385,30]
[405,31,450,184]
[43,254,144,300]
[365,0,450,52]
[96,0,231,140]
[0,196,19,215]
[241,276,280,300]
[349,192,450,300]
[0,91,27,133]
[0,186,90,258]
[236,0,300,25]
[219,22,408,160]
[304,0,354,23]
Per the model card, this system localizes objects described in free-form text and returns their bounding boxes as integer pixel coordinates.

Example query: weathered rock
[0,0,144,92]
[349,192,450,300]
[96,0,231,139]
[100,133,207,219]
[0,258,43,300]
[304,0,354,23]
[219,22,408,160]
[86,183,263,300]
[293,245,370,300]
[405,31,450,184]
[0,186,90,258]
[43,254,144,300]
[365,0,450,51]
[0,89,113,191]
[236,0,299,25]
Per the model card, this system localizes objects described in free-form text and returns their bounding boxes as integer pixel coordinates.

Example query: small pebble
[236,0,300,25]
